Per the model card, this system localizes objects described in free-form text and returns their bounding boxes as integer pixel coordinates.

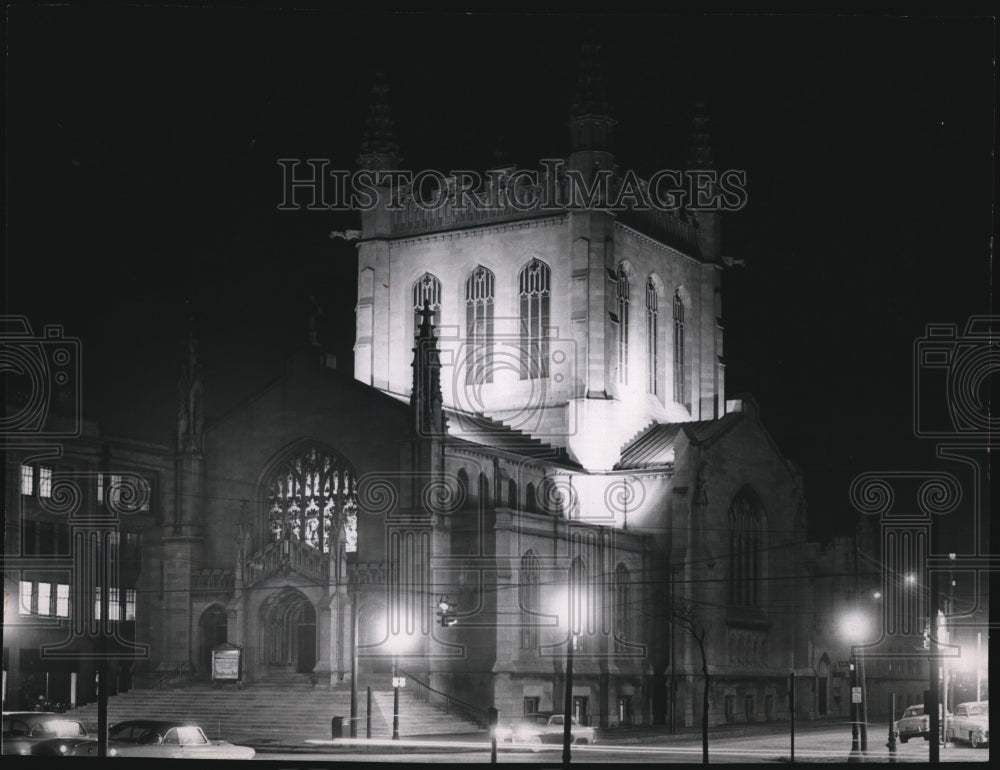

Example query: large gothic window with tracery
[412,273,442,339]
[646,279,659,397]
[673,290,689,409]
[728,489,762,607]
[518,259,550,380]
[616,265,630,385]
[465,266,495,385]
[266,445,358,554]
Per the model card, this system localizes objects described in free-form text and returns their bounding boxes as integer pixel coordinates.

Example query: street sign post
[851,687,862,704]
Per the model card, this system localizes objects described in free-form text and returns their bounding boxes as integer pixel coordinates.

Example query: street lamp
[841,610,870,762]
[385,630,412,741]
[561,562,587,768]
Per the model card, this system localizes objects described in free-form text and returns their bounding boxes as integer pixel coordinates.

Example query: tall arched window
[728,489,762,606]
[412,273,442,339]
[457,468,470,509]
[518,259,550,379]
[466,266,495,385]
[673,290,689,409]
[569,556,588,645]
[646,279,658,396]
[614,562,631,653]
[265,445,358,554]
[525,482,536,513]
[478,472,491,510]
[520,550,540,650]
[616,265,630,385]
[507,479,518,510]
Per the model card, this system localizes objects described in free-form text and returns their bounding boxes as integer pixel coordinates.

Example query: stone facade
[4,54,850,731]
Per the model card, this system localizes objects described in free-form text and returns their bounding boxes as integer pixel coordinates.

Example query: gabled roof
[614,422,683,469]
[614,413,744,470]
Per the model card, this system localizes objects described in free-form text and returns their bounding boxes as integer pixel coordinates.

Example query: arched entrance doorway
[260,588,316,673]
[199,605,229,674]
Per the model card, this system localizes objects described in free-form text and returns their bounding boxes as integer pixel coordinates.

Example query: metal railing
[398,668,487,728]
[150,661,189,689]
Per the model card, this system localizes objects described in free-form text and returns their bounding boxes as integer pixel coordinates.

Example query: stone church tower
[354,45,727,472]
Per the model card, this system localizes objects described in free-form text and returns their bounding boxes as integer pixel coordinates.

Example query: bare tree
[669,601,710,764]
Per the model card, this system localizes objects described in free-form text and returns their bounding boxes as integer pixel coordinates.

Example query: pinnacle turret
[689,102,714,169]
[357,71,401,172]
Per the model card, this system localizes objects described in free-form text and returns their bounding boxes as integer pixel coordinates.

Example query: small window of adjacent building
[94,587,102,620]
[38,465,53,498]
[125,588,137,621]
[56,584,70,618]
[523,696,540,715]
[725,695,736,723]
[109,588,120,621]
[20,464,34,495]
[19,580,33,614]
[37,582,52,616]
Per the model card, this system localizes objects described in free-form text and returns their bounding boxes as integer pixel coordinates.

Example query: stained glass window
[265,445,359,554]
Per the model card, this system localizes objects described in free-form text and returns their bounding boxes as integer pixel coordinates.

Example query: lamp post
[562,631,576,768]
[560,567,585,769]
[386,629,410,742]
[842,611,869,762]
[392,655,400,741]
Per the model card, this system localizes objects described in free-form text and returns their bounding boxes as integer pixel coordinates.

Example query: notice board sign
[212,643,242,686]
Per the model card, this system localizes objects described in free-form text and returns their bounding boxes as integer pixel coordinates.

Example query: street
[250,724,990,763]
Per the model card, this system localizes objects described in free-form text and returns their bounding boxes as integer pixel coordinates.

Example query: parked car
[895,704,950,743]
[2,712,90,756]
[947,701,989,748]
[493,711,596,747]
[54,719,255,759]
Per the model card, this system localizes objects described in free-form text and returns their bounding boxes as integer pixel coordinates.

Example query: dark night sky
[5,7,995,542]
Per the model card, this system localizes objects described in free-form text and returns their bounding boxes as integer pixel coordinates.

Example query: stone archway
[259,588,317,673]
[199,605,229,674]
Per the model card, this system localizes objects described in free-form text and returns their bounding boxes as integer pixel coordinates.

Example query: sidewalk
[240,717,871,755]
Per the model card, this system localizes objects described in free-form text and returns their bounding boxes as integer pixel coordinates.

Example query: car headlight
[110,747,118,757]
[60,745,68,753]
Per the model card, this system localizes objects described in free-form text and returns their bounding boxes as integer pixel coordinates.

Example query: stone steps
[68,676,479,741]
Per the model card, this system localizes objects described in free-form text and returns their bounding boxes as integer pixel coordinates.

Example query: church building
[5,46,828,730]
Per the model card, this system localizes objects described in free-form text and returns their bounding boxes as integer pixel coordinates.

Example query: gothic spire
[411,299,447,437]
[177,320,204,456]
[356,71,401,172]
[569,40,615,155]
[571,40,611,119]
[689,101,714,169]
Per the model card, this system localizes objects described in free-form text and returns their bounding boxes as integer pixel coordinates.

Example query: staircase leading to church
[446,408,579,466]
[69,672,481,744]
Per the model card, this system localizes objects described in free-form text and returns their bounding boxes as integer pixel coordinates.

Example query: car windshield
[966,704,988,716]
[34,720,86,738]
[110,724,161,744]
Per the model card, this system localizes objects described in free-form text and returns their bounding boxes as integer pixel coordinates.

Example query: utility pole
[928,569,940,764]
[789,672,795,763]
[350,593,358,737]
[976,632,982,701]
